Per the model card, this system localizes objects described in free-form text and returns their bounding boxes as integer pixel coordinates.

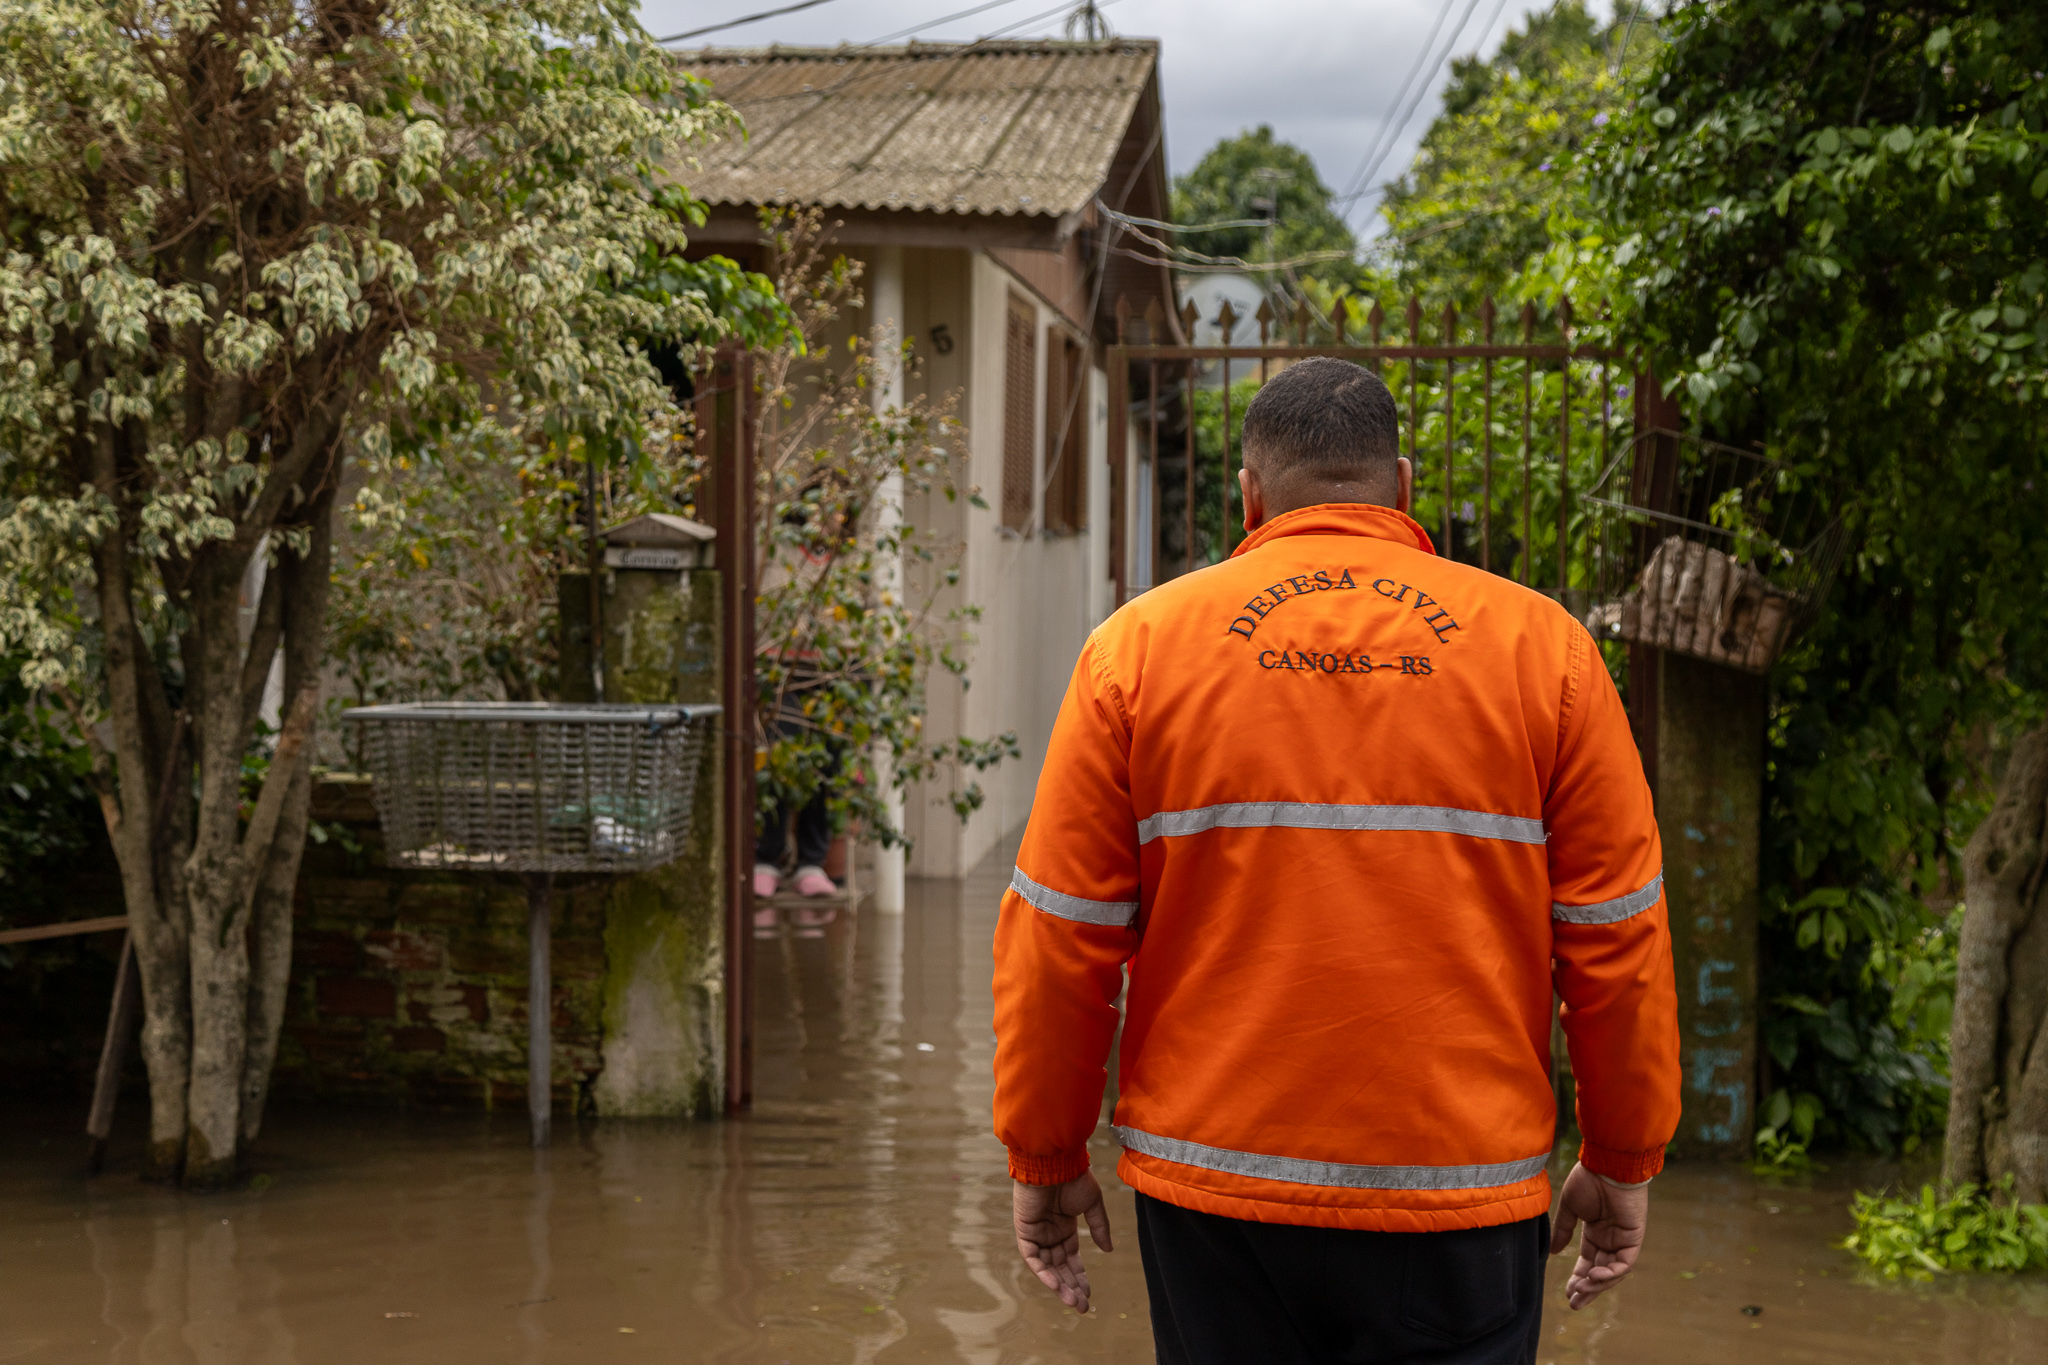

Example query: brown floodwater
[5,848,2047,1363]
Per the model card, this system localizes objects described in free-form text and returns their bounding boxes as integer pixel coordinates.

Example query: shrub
[1843,1180,2048,1279]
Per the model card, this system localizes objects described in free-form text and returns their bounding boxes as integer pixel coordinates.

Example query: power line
[1334,0,1465,204]
[971,0,1127,44]
[1097,206,1275,234]
[1337,0,1509,218]
[656,0,846,44]
[865,0,1034,46]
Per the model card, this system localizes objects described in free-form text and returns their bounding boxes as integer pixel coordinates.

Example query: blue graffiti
[1695,960,1740,1037]
[1689,1046,1746,1143]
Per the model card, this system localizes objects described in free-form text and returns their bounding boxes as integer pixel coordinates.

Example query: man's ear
[1239,464,1265,534]
[1395,457,1413,515]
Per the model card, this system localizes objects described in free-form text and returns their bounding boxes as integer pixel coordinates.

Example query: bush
[0,666,98,917]
[1843,1181,2048,1279]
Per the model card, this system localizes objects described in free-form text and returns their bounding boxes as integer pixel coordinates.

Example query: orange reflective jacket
[992,503,1681,1233]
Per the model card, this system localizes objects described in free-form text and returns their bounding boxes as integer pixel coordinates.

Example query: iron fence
[1107,293,1842,674]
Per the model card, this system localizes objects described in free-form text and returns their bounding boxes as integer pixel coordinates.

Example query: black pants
[1135,1192,1546,1365]
[755,785,831,870]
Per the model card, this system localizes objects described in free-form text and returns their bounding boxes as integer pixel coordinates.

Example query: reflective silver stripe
[1113,1125,1549,1192]
[1135,802,1546,847]
[1009,868,1137,928]
[1553,871,1664,925]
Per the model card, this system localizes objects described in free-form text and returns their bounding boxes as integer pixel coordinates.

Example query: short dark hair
[1240,357,1399,484]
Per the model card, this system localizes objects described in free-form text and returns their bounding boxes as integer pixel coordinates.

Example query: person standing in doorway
[990,358,1680,1361]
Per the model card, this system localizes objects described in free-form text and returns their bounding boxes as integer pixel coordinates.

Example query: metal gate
[1107,293,1841,667]
[1106,292,1658,608]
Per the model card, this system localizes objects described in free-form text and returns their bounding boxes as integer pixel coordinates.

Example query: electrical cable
[969,0,1126,44]
[865,0,1034,46]
[1097,206,1276,234]
[1336,0,1510,218]
[656,0,847,44]
[1337,0,1492,206]
[1333,0,1465,204]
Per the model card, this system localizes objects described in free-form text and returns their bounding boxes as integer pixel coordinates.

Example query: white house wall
[840,245,1130,881]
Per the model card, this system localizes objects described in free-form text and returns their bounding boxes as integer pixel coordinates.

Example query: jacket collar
[1230,502,1437,559]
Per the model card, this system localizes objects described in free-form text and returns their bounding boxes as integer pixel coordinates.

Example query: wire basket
[342,702,721,873]
[1572,431,1847,674]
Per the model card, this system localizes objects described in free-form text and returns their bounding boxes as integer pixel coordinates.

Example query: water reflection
[4,844,2046,1363]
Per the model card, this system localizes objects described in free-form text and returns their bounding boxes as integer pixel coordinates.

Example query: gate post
[1629,366,1762,1158]
[1655,655,1764,1159]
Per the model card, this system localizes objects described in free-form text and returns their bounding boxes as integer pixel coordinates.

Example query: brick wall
[278,777,609,1112]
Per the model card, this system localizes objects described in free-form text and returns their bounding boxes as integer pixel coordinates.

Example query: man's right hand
[1548,1162,1649,1310]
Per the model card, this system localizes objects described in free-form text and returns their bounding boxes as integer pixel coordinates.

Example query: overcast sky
[635,0,1615,236]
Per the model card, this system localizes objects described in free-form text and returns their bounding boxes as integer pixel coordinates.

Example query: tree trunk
[89,459,196,1183]
[89,419,339,1186]
[1944,723,2048,1197]
[238,482,335,1149]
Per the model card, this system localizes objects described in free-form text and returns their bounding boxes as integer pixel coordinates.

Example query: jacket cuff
[1578,1139,1665,1185]
[1008,1147,1091,1186]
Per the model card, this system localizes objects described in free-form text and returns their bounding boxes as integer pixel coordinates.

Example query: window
[1043,330,1087,534]
[1001,294,1037,532]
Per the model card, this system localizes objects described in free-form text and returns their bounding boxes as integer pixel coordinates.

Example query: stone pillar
[1655,652,1764,1158]
[588,550,727,1117]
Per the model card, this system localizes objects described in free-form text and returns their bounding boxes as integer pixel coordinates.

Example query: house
[674,38,1183,879]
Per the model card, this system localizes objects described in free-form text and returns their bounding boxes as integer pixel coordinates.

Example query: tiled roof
[673,40,1158,220]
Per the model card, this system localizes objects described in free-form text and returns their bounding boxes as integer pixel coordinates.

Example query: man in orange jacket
[991,358,1680,1361]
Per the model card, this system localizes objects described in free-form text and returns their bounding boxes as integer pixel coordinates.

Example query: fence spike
[1368,298,1385,346]
[1480,294,1497,343]
[1216,298,1238,341]
[1406,295,1422,344]
[1180,297,1200,341]
[1114,294,1129,343]
[1143,295,1163,343]
[1255,297,1273,345]
[1441,301,1458,344]
[1557,295,1574,336]
[1520,300,1537,341]
[1329,296,1348,343]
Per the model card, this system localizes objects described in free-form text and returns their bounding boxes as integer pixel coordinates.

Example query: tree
[336,211,1014,855]
[1582,0,2048,1155]
[0,0,741,1185]
[1380,1,1645,307]
[1948,725,2048,1199]
[748,211,1017,840]
[1170,125,1357,290]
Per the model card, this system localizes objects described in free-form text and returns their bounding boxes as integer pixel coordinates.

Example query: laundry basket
[342,702,721,873]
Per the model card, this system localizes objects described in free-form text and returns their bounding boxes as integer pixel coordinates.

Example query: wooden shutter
[1044,332,1088,534]
[1001,295,1037,531]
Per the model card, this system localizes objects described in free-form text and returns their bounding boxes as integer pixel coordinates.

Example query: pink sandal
[791,866,836,897]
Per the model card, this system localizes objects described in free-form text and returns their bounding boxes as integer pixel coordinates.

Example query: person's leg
[754,802,790,903]
[793,784,833,871]
[1132,1192,1317,1365]
[1241,1212,1548,1365]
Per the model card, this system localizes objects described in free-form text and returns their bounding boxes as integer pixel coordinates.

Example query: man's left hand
[1013,1171,1113,1314]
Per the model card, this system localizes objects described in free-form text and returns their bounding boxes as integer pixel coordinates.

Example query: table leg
[525,873,552,1148]
[87,931,141,1174]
